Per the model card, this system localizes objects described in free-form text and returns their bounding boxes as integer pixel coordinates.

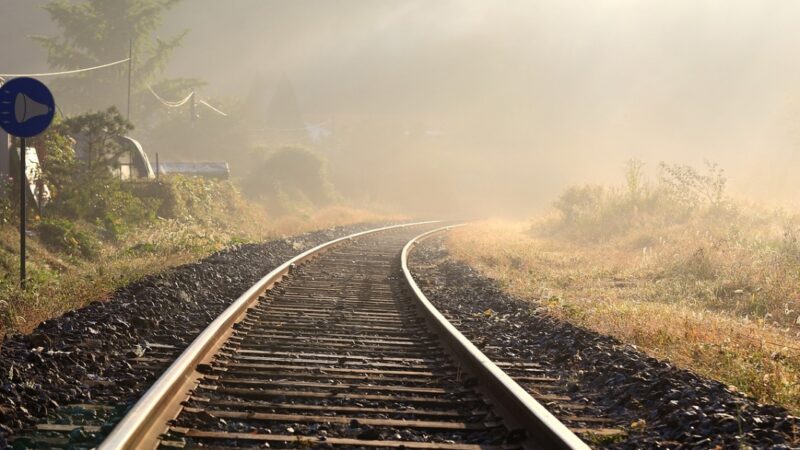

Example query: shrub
[659,161,727,209]
[37,218,100,259]
[547,160,727,241]
[242,147,335,215]
[31,108,158,239]
[554,185,605,225]
[52,176,159,240]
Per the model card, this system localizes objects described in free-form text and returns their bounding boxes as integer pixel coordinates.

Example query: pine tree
[32,0,189,117]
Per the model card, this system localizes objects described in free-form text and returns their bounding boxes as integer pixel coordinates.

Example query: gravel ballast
[409,236,799,449]
[0,223,385,447]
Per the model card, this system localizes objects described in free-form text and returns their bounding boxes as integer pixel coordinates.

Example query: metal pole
[127,39,133,121]
[19,137,26,289]
[0,129,8,180]
[155,152,159,180]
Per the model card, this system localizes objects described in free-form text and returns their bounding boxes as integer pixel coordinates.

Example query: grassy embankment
[0,175,390,336]
[446,162,800,414]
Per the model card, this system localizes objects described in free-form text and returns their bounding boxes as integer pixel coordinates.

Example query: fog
[4,1,800,217]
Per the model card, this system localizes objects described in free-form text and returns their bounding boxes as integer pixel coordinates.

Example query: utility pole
[127,39,133,121]
[0,78,7,181]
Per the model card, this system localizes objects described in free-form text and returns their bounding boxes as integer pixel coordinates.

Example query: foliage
[29,117,77,199]
[32,0,188,115]
[659,161,727,209]
[60,107,133,171]
[55,178,158,240]
[624,158,646,204]
[37,218,100,258]
[128,175,245,222]
[553,185,606,225]
[242,147,336,215]
[448,220,800,415]
[550,160,727,241]
[0,177,14,225]
[32,108,159,239]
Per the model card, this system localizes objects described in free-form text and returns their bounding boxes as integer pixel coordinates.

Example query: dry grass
[446,219,800,414]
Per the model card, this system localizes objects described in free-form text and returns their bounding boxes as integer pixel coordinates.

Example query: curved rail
[99,221,438,450]
[401,224,590,450]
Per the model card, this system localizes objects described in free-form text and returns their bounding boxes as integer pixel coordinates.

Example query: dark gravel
[0,223,387,447]
[410,237,800,450]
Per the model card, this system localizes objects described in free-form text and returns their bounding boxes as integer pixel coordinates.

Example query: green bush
[37,218,100,259]
[128,176,241,222]
[53,176,159,240]
[31,108,160,240]
[242,147,335,215]
[0,177,14,225]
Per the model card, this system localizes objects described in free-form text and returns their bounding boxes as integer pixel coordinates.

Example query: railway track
[28,223,598,449]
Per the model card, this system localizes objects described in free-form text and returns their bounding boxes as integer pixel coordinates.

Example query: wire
[197,99,228,117]
[1,60,230,119]
[0,57,130,78]
[146,84,194,107]
[148,84,228,117]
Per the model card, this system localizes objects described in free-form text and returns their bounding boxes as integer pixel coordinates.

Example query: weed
[37,218,100,259]
[448,210,800,415]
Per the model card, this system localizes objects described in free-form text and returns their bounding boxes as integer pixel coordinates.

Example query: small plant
[659,161,727,209]
[547,160,728,242]
[242,147,336,215]
[0,176,14,224]
[669,247,717,281]
[553,185,605,225]
[625,158,647,205]
[37,218,100,259]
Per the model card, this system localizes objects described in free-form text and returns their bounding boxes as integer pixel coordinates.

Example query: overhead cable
[0,57,130,78]
[198,99,228,117]
[146,84,194,107]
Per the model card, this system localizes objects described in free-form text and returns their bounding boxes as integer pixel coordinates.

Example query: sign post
[19,136,25,287]
[0,77,56,289]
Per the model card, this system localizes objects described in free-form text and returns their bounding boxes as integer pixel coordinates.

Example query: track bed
[159,228,519,449]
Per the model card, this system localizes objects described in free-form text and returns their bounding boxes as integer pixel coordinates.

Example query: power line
[147,84,228,117]
[0,57,130,78]
[1,58,230,119]
[146,84,194,107]
[198,99,228,117]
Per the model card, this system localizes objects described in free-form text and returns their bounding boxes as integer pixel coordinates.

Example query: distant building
[115,136,155,180]
[155,161,230,179]
[72,134,156,180]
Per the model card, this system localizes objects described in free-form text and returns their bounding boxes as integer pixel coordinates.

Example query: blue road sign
[0,77,55,138]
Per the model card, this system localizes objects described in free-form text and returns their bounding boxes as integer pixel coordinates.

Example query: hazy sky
[4,1,800,214]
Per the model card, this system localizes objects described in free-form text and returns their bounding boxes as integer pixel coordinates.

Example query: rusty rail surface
[96,222,595,449]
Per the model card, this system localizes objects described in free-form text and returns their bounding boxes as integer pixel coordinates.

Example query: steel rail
[401,224,590,450]
[98,221,439,450]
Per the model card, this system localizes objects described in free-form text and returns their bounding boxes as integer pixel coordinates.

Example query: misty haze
[0,1,798,449]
